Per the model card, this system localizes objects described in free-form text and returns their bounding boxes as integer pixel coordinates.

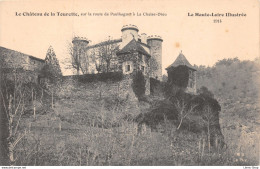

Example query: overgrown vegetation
[132,71,146,100]
[0,57,259,166]
[195,57,260,164]
[64,72,124,84]
[167,65,189,88]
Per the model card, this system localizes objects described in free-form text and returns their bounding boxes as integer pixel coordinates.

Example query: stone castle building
[72,24,163,80]
[0,25,197,95]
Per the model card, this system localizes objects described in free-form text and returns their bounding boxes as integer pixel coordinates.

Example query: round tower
[72,37,89,47]
[72,37,89,74]
[147,35,163,80]
[120,24,139,48]
[72,36,89,57]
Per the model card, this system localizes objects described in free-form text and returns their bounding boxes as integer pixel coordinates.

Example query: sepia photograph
[0,0,259,167]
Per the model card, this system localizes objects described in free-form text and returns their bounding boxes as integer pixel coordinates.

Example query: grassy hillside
[1,58,259,166]
[195,57,260,164]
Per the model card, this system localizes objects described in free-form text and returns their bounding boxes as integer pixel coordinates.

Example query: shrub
[150,78,162,96]
[63,72,124,83]
[132,71,146,100]
[197,86,214,98]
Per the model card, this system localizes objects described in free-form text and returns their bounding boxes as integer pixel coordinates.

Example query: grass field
[10,88,258,166]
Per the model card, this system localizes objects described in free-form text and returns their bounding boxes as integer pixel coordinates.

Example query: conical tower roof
[166,51,196,70]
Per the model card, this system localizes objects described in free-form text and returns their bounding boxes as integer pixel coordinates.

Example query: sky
[0,0,259,75]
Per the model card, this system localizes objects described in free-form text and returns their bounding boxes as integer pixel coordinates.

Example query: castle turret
[72,37,89,47]
[166,51,197,94]
[147,35,163,80]
[120,24,139,49]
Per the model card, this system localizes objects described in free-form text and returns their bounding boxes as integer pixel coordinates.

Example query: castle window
[126,65,131,72]
[189,80,194,88]
[189,70,194,80]
[141,65,145,72]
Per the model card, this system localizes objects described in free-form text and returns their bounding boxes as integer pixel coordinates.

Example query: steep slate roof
[116,39,151,57]
[166,52,196,70]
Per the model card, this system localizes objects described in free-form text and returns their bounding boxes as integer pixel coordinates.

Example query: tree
[41,46,62,84]
[197,86,214,98]
[66,38,90,75]
[0,69,28,165]
[174,98,197,130]
[201,105,218,153]
[95,37,119,73]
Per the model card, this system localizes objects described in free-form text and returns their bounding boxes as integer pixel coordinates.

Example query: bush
[150,78,162,96]
[132,71,146,100]
[63,72,124,83]
[197,86,214,98]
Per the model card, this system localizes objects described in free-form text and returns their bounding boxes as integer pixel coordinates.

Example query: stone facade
[72,25,163,95]
[0,46,45,83]
[61,74,138,102]
[147,35,163,80]
[0,46,45,71]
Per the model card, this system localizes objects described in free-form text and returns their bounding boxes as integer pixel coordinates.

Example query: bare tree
[174,99,197,130]
[0,70,27,165]
[65,38,91,75]
[95,37,119,73]
[201,105,217,153]
[68,42,84,75]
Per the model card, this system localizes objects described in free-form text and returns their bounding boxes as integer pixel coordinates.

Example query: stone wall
[0,46,44,71]
[59,75,138,102]
[0,46,45,84]
[0,47,30,69]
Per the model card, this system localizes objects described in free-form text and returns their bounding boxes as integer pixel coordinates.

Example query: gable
[116,39,151,57]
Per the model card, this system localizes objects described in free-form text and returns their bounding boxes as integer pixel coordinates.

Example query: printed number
[213,19,222,23]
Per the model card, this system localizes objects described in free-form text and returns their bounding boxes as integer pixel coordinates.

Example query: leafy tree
[41,46,62,84]
[215,57,240,67]
[197,86,214,98]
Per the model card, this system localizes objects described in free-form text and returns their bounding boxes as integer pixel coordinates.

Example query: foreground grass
[10,94,257,166]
